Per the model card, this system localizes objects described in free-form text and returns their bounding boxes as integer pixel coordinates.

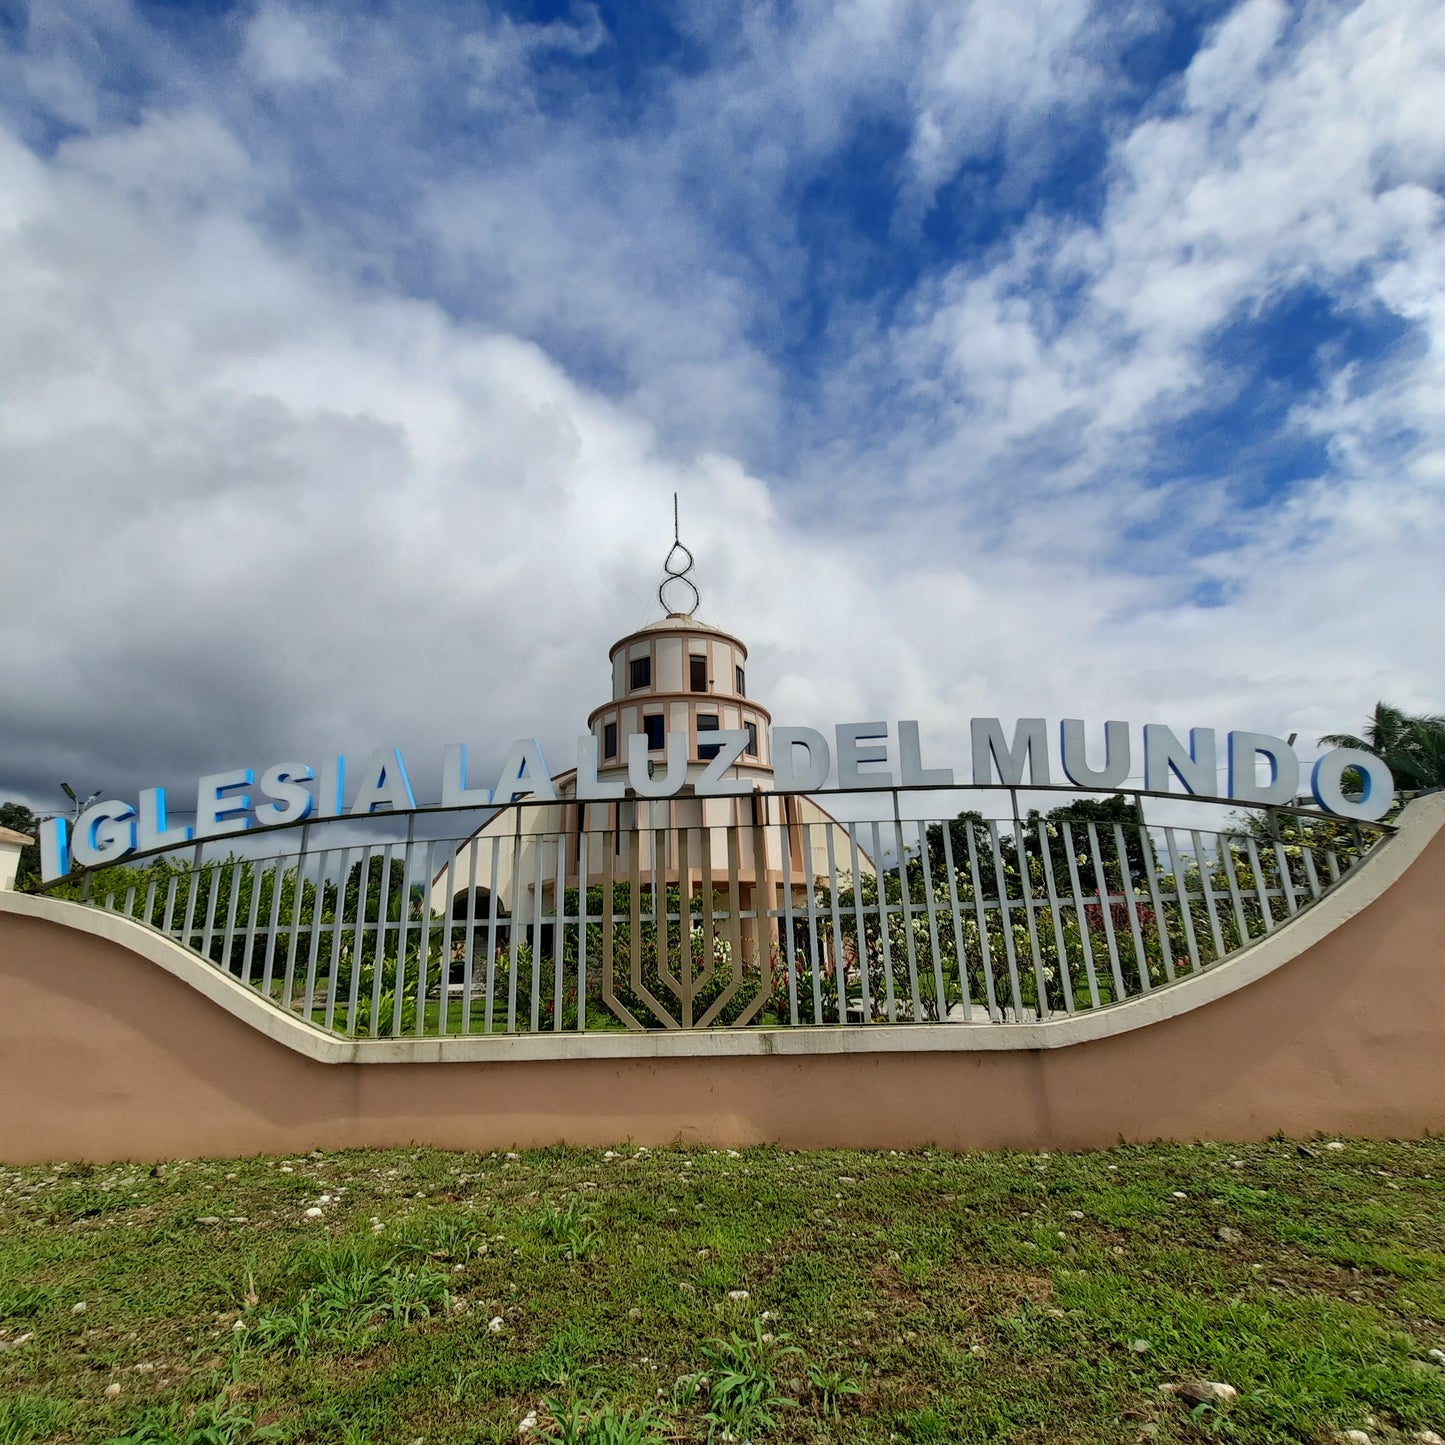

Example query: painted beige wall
[2,799,1443,1164]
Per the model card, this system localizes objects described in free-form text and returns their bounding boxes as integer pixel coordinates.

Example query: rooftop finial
[658,492,699,617]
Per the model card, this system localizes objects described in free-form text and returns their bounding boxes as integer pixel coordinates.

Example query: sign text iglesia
[37,717,1394,882]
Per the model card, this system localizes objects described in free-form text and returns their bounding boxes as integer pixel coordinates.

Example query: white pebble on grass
[104,1383,121,1398]
[489,1316,505,1333]
[304,1207,324,1219]
[72,1302,87,1314]
[727,1290,750,1301]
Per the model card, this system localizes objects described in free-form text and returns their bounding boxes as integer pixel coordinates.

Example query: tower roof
[608,613,747,659]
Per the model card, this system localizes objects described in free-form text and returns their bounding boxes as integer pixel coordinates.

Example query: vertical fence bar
[1218,837,1251,944]
[459,841,479,1035]
[846,822,873,1023]
[748,804,772,1023]
[938,823,972,1021]
[700,820,719,1026]
[1010,819,1050,1018]
[1112,823,1151,995]
[963,824,998,1021]
[198,861,223,964]
[553,832,567,1032]
[325,847,354,1032]
[780,809,800,1026]
[987,822,1023,1019]
[628,817,644,1027]
[181,842,203,951]
[823,823,847,1024]
[801,821,824,1024]
[367,846,392,1038]
[240,857,264,986]
[1085,823,1126,1003]
[869,820,897,1022]
[1243,836,1275,933]
[484,834,502,1034]
[1164,829,1201,974]
[723,822,744,1022]
[1300,842,1323,901]
[1060,823,1101,1009]
[507,825,525,1033]
[1135,821,1175,985]
[1272,834,1300,916]
[344,846,374,1035]
[576,825,590,1032]
[1188,829,1227,959]
[677,824,694,1030]
[413,839,434,1038]
[161,872,180,937]
[392,830,415,1039]
[1036,822,1074,1013]
[529,837,546,1034]
[893,800,922,1021]
[648,815,668,1019]
[281,825,310,1012]
[436,847,457,1037]
[219,859,244,974]
[304,848,335,1024]
[915,819,949,1022]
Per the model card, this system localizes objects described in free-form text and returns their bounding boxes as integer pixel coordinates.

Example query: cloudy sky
[2,0,1442,813]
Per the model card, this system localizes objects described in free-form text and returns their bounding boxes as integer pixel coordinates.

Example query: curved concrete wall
[2,796,1442,1163]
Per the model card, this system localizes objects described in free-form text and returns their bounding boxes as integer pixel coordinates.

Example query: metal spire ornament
[658,493,699,617]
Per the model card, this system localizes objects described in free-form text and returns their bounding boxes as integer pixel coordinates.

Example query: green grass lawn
[2,1138,1444,1444]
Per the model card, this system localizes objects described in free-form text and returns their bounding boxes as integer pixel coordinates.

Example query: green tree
[1321,701,1445,795]
[0,802,42,889]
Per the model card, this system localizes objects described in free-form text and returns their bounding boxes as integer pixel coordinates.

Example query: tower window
[603,722,617,760]
[690,655,708,692]
[735,666,746,696]
[629,656,651,690]
[643,714,665,751]
[743,721,758,757]
[697,714,720,760]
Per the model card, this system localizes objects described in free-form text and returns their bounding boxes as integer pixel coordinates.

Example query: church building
[432,545,869,969]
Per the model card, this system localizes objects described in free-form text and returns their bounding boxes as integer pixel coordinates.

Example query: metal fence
[54,787,1387,1037]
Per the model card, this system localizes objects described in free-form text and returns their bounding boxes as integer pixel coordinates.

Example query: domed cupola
[584,504,773,790]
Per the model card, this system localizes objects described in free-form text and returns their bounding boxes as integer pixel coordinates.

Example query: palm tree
[1321,702,1445,794]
